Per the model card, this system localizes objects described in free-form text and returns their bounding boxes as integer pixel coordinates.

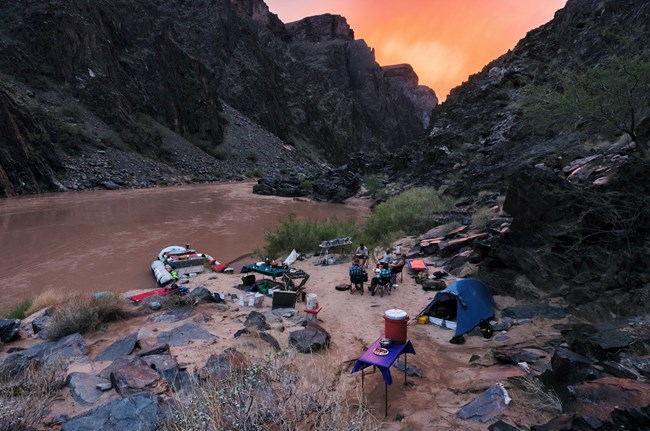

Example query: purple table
[351,337,416,416]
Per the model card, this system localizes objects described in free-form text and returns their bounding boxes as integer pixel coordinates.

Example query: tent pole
[361,368,365,403]
[404,353,407,386]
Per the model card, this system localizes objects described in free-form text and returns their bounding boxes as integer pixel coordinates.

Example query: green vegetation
[363,175,388,200]
[263,214,360,258]
[300,180,313,191]
[3,299,32,319]
[262,187,452,257]
[362,187,452,246]
[43,292,135,341]
[522,57,650,157]
[243,168,262,178]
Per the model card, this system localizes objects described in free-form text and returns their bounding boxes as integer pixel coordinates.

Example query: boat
[151,245,225,286]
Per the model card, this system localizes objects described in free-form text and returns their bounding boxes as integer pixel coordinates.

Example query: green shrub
[300,180,313,191]
[243,168,262,178]
[363,175,386,199]
[3,299,32,319]
[43,293,135,341]
[361,187,452,245]
[263,214,360,258]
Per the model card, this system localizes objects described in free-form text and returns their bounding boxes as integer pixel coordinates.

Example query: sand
[13,252,566,430]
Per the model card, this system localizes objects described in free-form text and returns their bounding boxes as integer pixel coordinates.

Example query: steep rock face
[382,64,438,128]
[0,0,435,196]
[384,0,650,195]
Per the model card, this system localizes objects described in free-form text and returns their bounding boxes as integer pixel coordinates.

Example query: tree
[523,57,650,157]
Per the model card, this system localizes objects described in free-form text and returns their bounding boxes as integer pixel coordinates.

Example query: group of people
[349,244,405,296]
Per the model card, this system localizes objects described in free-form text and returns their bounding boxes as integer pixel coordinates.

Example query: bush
[263,214,360,258]
[361,187,452,245]
[3,299,32,319]
[43,292,135,341]
[163,350,376,431]
[25,289,71,316]
[363,175,387,200]
[0,359,66,431]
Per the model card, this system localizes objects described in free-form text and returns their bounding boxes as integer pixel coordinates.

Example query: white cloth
[283,249,299,266]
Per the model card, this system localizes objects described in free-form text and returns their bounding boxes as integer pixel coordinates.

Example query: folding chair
[390,264,404,284]
[350,273,365,295]
[376,275,392,297]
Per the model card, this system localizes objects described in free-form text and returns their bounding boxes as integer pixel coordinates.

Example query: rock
[539,348,606,400]
[110,359,168,396]
[501,305,568,320]
[243,311,271,331]
[493,346,548,364]
[199,348,249,381]
[288,323,331,353]
[560,323,635,360]
[156,322,214,347]
[32,314,52,335]
[66,372,111,406]
[259,332,281,352]
[62,392,165,431]
[149,302,161,311]
[138,343,170,358]
[147,307,196,324]
[141,353,182,387]
[456,383,511,423]
[95,333,139,361]
[189,287,214,303]
[0,319,20,343]
[488,420,524,431]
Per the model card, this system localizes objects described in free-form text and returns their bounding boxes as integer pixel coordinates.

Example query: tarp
[420,278,495,336]
[283,249,299,266]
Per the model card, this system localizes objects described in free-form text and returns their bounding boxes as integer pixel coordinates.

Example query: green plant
[522,57,650,157]
[246,152,259,163]
[43,292,135,341]
[3,299,32,319]
[300,180,313,191]
[470,206,495,230]
[243,168,262,178]
[361,187,453,245]
[363,175,386,199]
[263,214,360,258]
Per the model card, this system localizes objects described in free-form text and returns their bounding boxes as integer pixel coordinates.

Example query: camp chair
[390,264,404,284]
[375,274,392,297]
[350,273,365,295]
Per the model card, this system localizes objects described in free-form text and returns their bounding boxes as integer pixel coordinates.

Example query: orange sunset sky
[264,0,567,100]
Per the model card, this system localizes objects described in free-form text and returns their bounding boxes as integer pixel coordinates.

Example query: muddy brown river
[0,182,369,306]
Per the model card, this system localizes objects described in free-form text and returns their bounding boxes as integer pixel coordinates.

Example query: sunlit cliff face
[265,0,566,100]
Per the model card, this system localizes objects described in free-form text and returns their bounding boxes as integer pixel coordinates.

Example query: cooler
[384,309,408,344]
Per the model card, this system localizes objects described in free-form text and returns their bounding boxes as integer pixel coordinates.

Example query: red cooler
[384,309,408,344]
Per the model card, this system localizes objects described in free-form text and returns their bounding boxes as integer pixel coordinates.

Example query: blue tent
[421,278,495,336]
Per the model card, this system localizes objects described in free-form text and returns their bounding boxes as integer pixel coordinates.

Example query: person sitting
[377,248,394,265]
[369,261,392,296]
[353,243,369,269]
[389,252,406,285]
[349,258,367,294]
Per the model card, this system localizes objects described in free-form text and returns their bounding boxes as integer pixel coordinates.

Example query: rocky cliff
[0,0,436,197]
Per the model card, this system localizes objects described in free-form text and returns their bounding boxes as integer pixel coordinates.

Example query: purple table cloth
[351,337,415,385]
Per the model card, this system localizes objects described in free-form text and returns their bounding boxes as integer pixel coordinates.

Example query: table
[318,237,352,262]
[351,337,416,416]
[241,263,288,281]
[282,269,310,301]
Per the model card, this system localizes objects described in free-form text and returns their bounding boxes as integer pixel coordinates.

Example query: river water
[0,182,369,306]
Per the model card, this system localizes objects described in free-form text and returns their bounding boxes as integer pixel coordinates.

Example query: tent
[419,278,495,337]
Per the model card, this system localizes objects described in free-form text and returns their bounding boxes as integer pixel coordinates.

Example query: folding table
[351,337,416,416]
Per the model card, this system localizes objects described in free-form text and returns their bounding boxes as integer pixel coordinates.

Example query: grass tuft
[3,299,32,319]
[43,292,135,341]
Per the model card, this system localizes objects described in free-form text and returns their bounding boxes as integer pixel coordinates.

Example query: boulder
[199,348,249,381]
[110,359,168,396]
[156,322,214,347]
[0,319,20,343]
[243,311,271,331]
[189,287,214,303]
[289,323,330,353]
[66,372,111,406]
[62,392,165,431]
[147,307,196,324]
[456,383,511,423]
[95,333,139,361]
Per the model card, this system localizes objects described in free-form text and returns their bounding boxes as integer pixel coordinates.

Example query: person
[349,258,365,279]
[369,261,391,296]
[378,248,393,265]
[353,243,369,269]
[389,251,406,286]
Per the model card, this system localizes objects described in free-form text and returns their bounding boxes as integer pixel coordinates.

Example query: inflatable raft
[151,245,225,286]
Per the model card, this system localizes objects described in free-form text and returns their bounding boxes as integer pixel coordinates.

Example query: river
[0,182,369,306]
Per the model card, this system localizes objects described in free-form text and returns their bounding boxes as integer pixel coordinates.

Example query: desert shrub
[363,175,387,200]
[471,206,496,230]
[163,350,376,431]
[300,180,313,191]
[508,375,562,413]
[43,292,135,341]
[0,359,66,431]
[361,187,453,245]
[243,168,262,178]
[264,214,360,258]
[25,289,70,316]
[3,299,32,319]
